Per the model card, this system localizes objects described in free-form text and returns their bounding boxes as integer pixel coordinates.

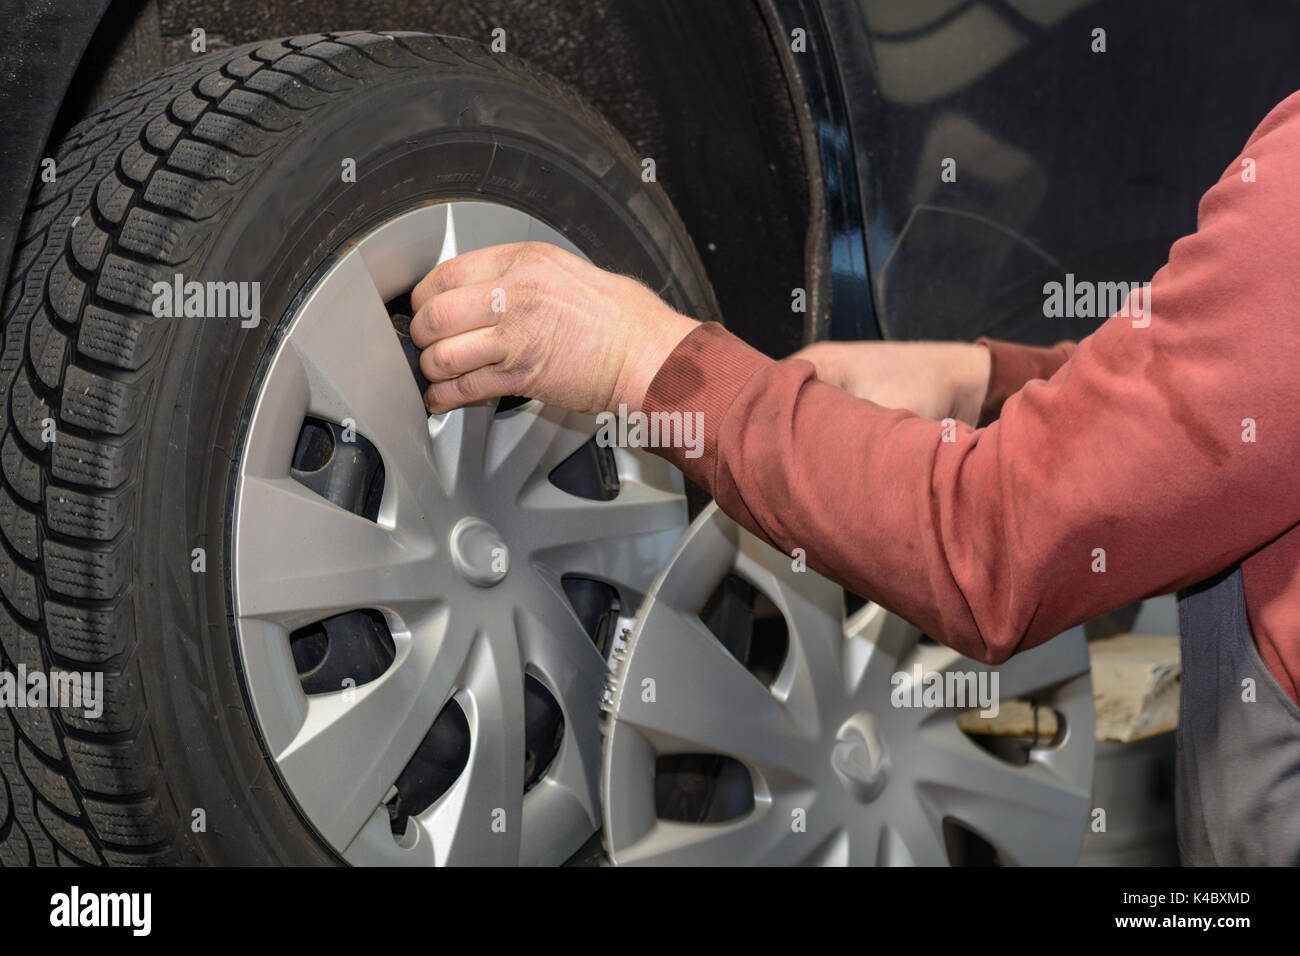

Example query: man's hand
[410,242,698,416]
[789,340,992,427]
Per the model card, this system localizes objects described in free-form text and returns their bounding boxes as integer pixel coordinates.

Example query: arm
[640,97,1300,663]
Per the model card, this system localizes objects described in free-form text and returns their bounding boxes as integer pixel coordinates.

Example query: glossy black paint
[764,0,880,341]
[823,0,1300,346]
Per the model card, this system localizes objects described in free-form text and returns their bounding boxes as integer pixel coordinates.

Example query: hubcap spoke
[498,583,609,865]
[844,602,923,698]
[425,631,527,865]
[485,403,595,496]
[520,740,601,866]
[516,578,610,719]
[525,480,688,594]
[613,602,816,784]
[512,580,613,864]
[235,476,435,628]
[440,201,534,258]
[428,403,494,497]
[288,251,437,523]
[915,722,1091,865]
[874,809,949,866]
[278,608,462,851]
[748,568,845,736]
[614,800,822,866]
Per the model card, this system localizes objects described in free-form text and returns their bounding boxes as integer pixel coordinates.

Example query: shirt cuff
[974,336,1076,427]
[640,322,774,490]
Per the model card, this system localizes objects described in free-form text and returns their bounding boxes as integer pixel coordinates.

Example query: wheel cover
[231,201,688,865]
[601,504,1095,865]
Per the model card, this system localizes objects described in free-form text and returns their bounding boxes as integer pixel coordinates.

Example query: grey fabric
[1175,565,1300,865]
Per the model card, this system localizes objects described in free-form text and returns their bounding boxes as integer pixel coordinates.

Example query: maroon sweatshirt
[642,90,1300,704]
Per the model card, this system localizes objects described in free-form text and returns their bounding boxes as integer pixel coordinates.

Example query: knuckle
[420,272,445,303]
[426,257,468,299]
[425,294,458,334]
[504,241,555,276]
[409,309,431,347]
[515,241,551,263]
[503,335,540,379]
[411,273,435,308]
[420,344,445,379]
[419,351,439,382]
[453,373,479,400]
[410,307,433,344]
[428,337,468,378]
[484,320,507,351]
[435,337,463,371]
[507,278,546,313]
[433,255,463,287]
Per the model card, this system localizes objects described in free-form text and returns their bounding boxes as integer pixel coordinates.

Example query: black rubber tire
[0,31,718,865]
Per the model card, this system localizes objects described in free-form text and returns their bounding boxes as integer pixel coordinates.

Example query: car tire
[0,31,716,865]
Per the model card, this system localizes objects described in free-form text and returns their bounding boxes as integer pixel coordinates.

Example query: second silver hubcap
[601,503,1095,866]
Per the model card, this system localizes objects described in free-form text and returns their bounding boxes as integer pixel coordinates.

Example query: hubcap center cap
[449,517,509,587]
[831,712,889,803]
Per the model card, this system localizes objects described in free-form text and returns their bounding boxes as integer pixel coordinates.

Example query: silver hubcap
[231,201,688,865]
[601,504,1095,866]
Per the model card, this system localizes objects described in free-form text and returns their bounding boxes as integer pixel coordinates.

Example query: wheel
[600,503,1095,865]
[0,32,714,866]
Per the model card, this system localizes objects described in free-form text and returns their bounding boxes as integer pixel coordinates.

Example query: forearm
[644,291,1299,663]
[647,323,1101,663]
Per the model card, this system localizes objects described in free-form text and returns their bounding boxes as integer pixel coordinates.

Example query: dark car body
[3,0,1299,354]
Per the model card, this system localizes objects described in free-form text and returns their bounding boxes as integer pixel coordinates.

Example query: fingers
[411,240,586,314]
[410,243,523,314]
[424,366,516,413]
[419,325,505,383]
[410,241,594,412]
[410,282,500,348]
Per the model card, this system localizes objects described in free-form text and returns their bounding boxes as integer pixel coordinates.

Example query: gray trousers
[1175,566,1300,865]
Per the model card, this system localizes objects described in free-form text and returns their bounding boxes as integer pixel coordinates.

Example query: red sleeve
[642,91,1300,664]
[972,338,1076,426]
